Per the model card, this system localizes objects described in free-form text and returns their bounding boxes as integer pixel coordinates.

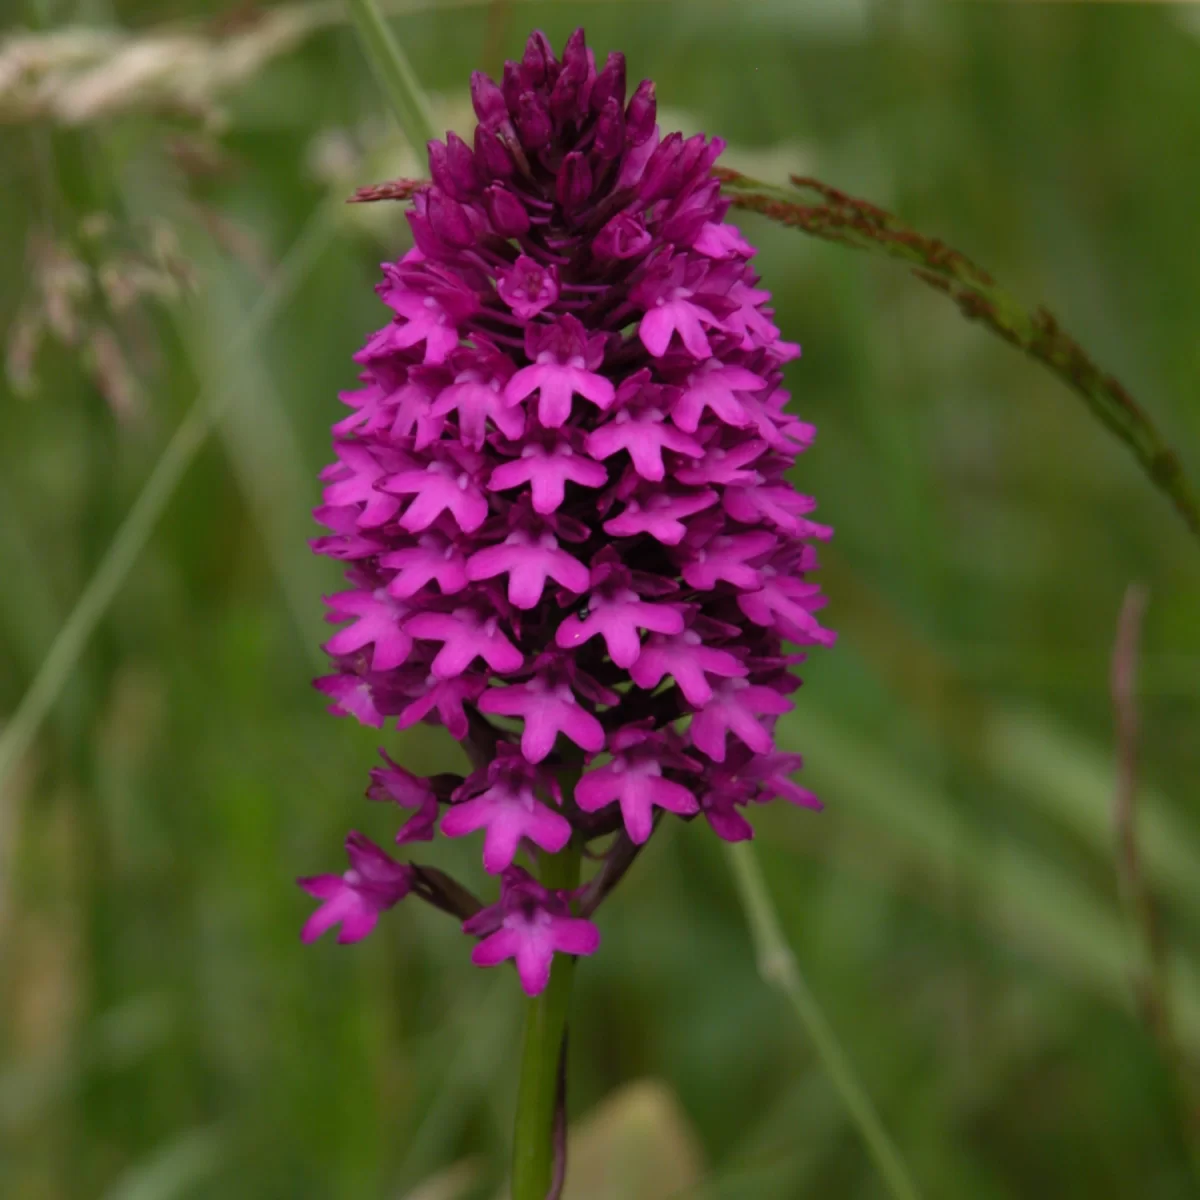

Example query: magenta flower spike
[302,40,833,1185]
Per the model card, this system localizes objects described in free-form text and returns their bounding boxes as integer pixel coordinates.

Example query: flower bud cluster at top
[300,27,833,995]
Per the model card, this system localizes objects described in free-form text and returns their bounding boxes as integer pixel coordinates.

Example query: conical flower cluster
[301,27,833,994]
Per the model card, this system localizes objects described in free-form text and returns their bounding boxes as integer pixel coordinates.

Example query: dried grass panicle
[6,218,196,419]
[0,9,315,127]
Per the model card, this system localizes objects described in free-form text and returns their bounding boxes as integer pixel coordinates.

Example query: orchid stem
[511,841,581,1200]
[726,841,923,1200]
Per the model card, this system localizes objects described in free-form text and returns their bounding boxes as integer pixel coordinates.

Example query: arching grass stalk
[717,170,1200,546]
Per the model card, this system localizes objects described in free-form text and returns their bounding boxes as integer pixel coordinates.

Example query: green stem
[726,841,923,1200]
[343,0,437,149]
[511,842,581,1200]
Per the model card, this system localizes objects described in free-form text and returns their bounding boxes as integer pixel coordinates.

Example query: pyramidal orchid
[301,27,833,1197]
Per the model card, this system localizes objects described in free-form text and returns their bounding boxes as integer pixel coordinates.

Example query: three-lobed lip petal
[299,833,415,944]
[463,866,600,995]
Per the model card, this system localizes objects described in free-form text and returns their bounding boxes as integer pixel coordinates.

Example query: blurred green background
[3,2,1200,1197]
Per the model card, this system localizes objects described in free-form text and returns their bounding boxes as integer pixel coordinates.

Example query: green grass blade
[726,842,924,1200]
[344,0,438,148]
[177,257,328,673]
[780,710,1200,1053]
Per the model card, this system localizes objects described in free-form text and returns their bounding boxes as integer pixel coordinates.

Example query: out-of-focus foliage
[2,2,1199,1198]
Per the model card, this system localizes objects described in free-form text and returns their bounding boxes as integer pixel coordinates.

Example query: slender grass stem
[726,841,923,1200]
[343,0,437,148]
